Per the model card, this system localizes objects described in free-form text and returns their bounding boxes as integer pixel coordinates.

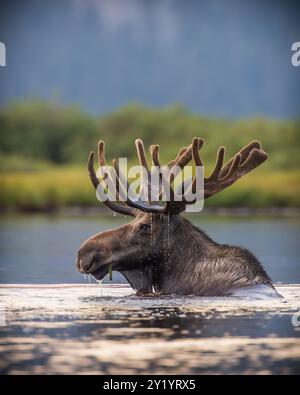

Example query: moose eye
[139,223,151,232]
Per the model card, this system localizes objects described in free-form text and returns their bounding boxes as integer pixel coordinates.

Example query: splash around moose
[76,137,276,296]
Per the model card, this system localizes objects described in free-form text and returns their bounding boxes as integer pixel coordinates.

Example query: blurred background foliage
[0,100,299,210]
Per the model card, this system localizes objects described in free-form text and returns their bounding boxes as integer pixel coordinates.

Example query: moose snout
[76,252,97,273]
[76,236,113,276]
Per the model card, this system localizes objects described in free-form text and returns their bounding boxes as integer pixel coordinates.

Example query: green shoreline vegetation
[0,101,299,211]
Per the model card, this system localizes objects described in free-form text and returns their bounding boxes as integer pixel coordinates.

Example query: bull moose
[76,137,275,296]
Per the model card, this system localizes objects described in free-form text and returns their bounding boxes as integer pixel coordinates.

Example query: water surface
[0,284,299,374]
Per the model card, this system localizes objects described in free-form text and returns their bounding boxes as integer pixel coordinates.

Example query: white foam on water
[231,284,283,300]
[1,284,298,314]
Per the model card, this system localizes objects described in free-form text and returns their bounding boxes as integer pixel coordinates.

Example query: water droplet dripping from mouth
[97,279,103,296]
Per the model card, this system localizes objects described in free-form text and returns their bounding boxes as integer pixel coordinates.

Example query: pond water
[0,214,299,374]
[0,284,300,374]
[0,214,299,284]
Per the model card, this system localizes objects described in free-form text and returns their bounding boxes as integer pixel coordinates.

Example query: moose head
[76,138,273,296]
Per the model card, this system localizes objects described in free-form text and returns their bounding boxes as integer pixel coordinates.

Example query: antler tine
[192,137,204,166]
[172,144,193,170]
[186,137,204,195]
[135,139,152,202]
[167,144,194,190]
[98,140,105,166]
[150,144,160,167]
[97,140,109,180]
[207,146,225,180]
[175,137,203,199]
[88,152,99,189]
[239,147,268,173]
[112,158,128,203]
[171,137,203,196]
[223,153,241,180]
[135,139,150,172]
[150,144,164,201]
[88,151,136,216]
[167,146,188,169]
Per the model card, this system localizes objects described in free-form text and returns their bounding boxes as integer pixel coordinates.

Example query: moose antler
[204,140,268,198]
[88,140,166,217]
[88,138,268,216]
[88,151,136,217]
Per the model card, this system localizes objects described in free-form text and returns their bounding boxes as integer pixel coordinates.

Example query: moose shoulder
[76,138,275,296]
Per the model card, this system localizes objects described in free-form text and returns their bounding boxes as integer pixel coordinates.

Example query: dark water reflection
[24,308,295,341]
[1,304,299,374]
[0,214,299,284]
